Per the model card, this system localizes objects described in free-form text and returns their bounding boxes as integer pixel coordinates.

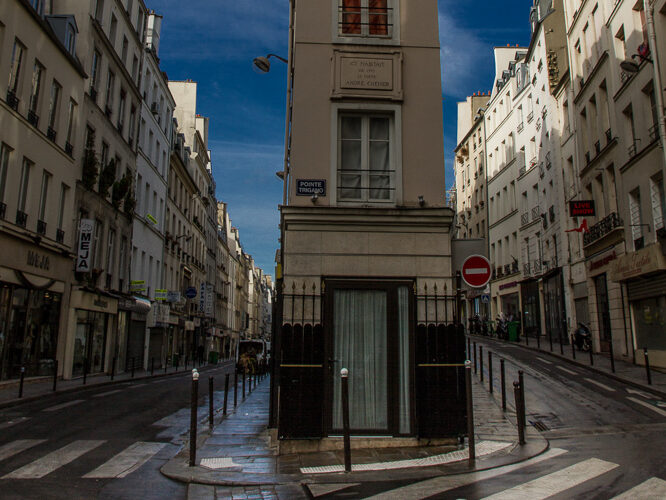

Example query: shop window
[629,188,644,250]
[650,175,665,231]
[73,310,108,376]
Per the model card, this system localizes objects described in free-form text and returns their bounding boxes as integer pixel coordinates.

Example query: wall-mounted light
[418,195,425,207]
[311,194,318,204]
[276,171,285,180]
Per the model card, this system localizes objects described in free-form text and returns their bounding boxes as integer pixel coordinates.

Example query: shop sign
[482,294,490,304]
[146,214,158,225]
[76,219,95,272]
[155,289,168,301]
[569,200,595,217]
[610,244,666,281]
[27,250,50,271]
[130,280,146,292]
[296,180,326,196]
[154,303,170,324]
[185,320,195,331]
[167,291,181,303]
[589,251,617,272]
[185,287,197,299]
[205,284,214,317]
[199,282,205,313]
[193,317,201,327]
[499,281,518,291]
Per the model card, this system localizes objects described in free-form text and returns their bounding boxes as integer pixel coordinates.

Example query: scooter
[574,322,592,352]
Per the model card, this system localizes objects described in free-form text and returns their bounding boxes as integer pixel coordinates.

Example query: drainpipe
[644,0,666,183]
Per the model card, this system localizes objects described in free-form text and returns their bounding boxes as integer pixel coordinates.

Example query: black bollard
[518,370,526,429]
[644,348,652,385]
[500,359,506,411]
[223,373,230,415]
[479,346,484,382]
[341,368,352,472]
[536,331,541,349]
[473,342,477,374]
[165,357,168,374]
[111,356,116,380]
[83,358,88,385]
[151,357,155,376]
[209,376,214,428]
[131,357,136,378]
[234,370,238,408]
[514,381,526,445]
[465,360,475,465]
[608,337,616,374]
[18,366,25,398]
[242,371,246,399]
[467,337,471,359]
[549,329,553,352]
[189,370,199,466]
[488,351,493,394]
[571,334,576,360]
[52,359,58,392]
[589,344,594,366]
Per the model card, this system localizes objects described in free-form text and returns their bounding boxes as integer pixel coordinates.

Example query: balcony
[527,111,534,123]
[0,202,5,220]
[539,163,545,178]
[47,126,57,142]
[605,128,613,145]
[37,219,46,235]
[521,212,529,225]
[583,212,623,246]
[549,205,555,222]
[512,261,519,274]
[594,140,601,155]
[523,262,531,276]
[56,228,65,244]
[517,122,524,133]
[27,110,39,128]
[585,151,591,165]
[627,139,640,158]
[16,210,27,228]
[649,124,659,143]
[504,264,512,276]
[519,165,526,177]
[532,260,542,274]
[6,89,19,111]
[545,152,552,170]
[89,86,98,102]
[531,206,540,221]
[65,142,73,157]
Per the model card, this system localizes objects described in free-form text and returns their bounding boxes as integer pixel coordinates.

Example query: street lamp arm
[266,54,288,64]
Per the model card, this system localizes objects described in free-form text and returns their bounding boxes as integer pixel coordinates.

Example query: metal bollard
[341,368,352,472]
[500,359,506,411]
[465,360,475,465]
[83,358,88,385]
[473,342,477,374]
[223,373,230,416]
[189,369,199,466]
[467,337,471,359]
[18,366,25,398]
[234,370,238,408]
[525,330,529,346]
[151,357,155,376]
[209,376,214,429]
[110,356,116,380]
[488,351,493,394]
[536,331,541,349]
[53,359,58,392]
[518,370,526,429]
[165,358,168,374]
[479,346,484,382]
[242,371,246,399]
[644,348,652,385]
[589,344,594,366]
[513,381,526,445]
[608,337,616,374]
[571,334,576,360]
[131,357,136,378]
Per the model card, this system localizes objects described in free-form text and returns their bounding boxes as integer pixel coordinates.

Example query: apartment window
[8,39,26,96]
[121,36,128,64]
[137,9,145,42]
[66,99,76,146]
[28,61,44,120]
[38,170,51,225]
[650,176,665,231]
[105,71,115,112]
[57,183,69,230]
[119,236,127,291]
[338,113,394,202]
[18,158,32,213]
[131,55,138,82]
[0,143,12,205]
[93,219,103,269]
[30,0,45,15]
[109,14,118,46]
[118,90,126,131]
[101,142,109,170]
[106,228,116,276]
[91,50,101,92]
[337,0,396,40]
[128,105,136,144]
[64,23,76,55]
[629,188,643,250]
[94,0,105,22]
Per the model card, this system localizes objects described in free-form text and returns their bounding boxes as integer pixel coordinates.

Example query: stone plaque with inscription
[340,57,393,90]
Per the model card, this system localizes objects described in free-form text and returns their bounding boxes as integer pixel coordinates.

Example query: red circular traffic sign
[461,255,492,288]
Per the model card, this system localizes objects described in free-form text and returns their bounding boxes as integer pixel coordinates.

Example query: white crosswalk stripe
[480,458,619,499]
[83,442,166,478]
[0,440,46,463]
[42,399,85,412]
[2,440,105,479]
[611,477,666,499]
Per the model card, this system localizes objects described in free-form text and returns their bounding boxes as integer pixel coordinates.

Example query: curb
[0,360,234,410]
[469,334,666,399]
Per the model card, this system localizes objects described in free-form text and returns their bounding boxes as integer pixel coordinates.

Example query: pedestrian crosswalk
[0,438,168,480]
[359,448,664,500]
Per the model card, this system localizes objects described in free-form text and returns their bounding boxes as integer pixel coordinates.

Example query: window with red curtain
[369,0,388,36]
[342,0,361,34]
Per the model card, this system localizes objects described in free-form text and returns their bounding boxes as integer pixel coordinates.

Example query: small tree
[81,130,99,190]
[98,158,116,197]
[111,171,132,209]
[124,188,136,217]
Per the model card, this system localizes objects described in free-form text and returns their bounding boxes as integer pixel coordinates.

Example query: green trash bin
[208,351,219,364]
[508,321,520,342]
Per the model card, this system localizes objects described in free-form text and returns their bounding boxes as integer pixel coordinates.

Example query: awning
[117,296,152,314]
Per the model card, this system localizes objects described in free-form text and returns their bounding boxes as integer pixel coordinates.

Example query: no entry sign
[461,255,492,288]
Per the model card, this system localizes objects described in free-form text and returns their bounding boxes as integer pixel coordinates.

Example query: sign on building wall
[130,280,146,293]
[569,200,595,217]
[199,282,206,313]
[296,180,326,196]
[205,284,214,317]
[340,57,393,90]
[167,291,181,303]
[76,219,95,272]
[155,289,168,301]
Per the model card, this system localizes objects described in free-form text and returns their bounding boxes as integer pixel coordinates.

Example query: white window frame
[330,102,402,206]
[332,0,400,46]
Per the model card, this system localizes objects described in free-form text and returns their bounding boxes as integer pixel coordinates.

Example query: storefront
[498,281,520,319]
[586,248,621,353]
[611,243,666,368]
[520,279,541,339]
[543,268,566,345]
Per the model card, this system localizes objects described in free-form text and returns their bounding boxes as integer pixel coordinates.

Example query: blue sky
[152,0,532,278]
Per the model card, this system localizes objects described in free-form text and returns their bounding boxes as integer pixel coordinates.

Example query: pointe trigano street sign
[461,255,492,288]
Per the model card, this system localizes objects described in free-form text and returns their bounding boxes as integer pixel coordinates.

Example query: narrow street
[0,362,235,500]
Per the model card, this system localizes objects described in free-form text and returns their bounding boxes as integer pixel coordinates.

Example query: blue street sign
[185,287,197,300]
[481,294,490,304]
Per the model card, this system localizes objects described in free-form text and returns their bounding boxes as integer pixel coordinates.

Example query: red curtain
[342,0,361,34]
[369,0,388,36]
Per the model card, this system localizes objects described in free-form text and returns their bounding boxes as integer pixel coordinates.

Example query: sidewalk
[0,359,234,409]
[161,372,547,494]
[470,333,666,397]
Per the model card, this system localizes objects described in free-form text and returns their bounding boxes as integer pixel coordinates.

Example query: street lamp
[253,54,288,74]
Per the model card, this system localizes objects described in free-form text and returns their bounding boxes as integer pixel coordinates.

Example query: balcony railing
[37,219,46,235]
[585,151,591,165]
[517,122,524,133]
[0,202,5,220]
[27,110,39,128]
[583,212,623,246]
[539,163,545,178]
[519,165,526,177]
[545,152,552,169]
[523,262,531,276]
[504,264,512,276]
[56,228,65,244]
[532,260,542,274]
[531,206,540,221]
[521,212,529,225]
[65,142,73,156]
[605,128,612,145]
[627,139,640,158]
[527,111,534,122]
[16,210,27,228]
[6,89,19,111]
[649,124,659,142]
[90,86,98,102]
[47,126,57,142]
[594,140,601,154]
[512,261,519,274]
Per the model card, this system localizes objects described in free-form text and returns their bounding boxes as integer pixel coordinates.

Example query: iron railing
[56,228,65,243]
[583,212,623,246]
[47,126,57,142]
[6,89,19,111]
[37,219,46,235]
[16,210,27,227]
